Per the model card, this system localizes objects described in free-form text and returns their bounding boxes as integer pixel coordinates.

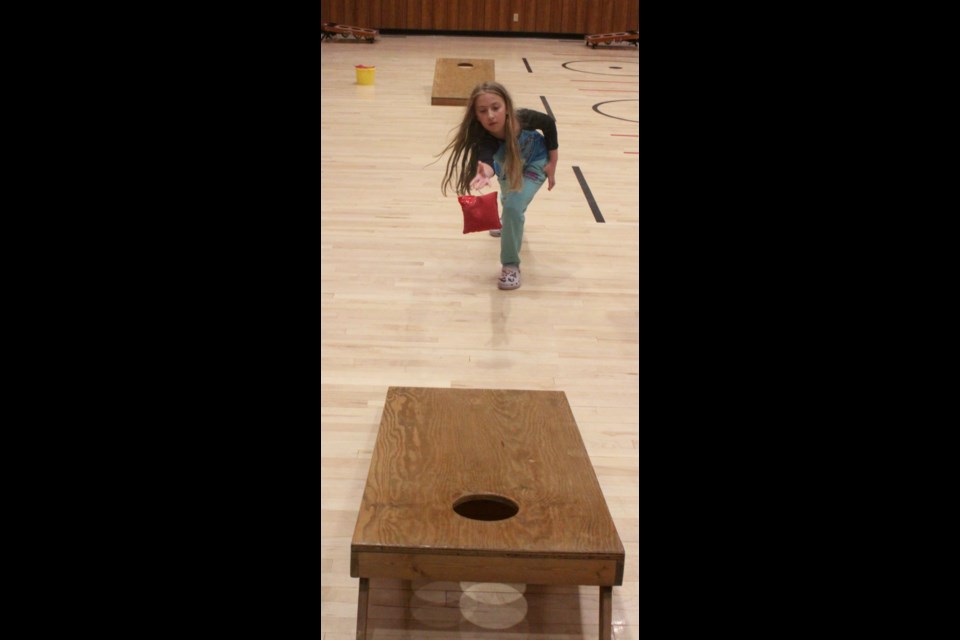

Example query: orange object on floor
[585,30,638,48]
[321,22,378,43]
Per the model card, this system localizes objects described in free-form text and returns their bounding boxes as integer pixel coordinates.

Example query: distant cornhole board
[585,30,639,48]
[431,58,495,106]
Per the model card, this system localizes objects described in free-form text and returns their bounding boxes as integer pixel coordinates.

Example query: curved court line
[562,60,638,77]
[592,99,639,123]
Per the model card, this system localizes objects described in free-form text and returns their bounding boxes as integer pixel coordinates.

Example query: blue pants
[494,131,548,267]
[499,168,545,267]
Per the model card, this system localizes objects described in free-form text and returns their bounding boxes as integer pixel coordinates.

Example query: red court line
[551,53,636,58]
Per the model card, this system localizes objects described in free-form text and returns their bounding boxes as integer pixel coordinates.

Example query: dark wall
[321,0,639,35]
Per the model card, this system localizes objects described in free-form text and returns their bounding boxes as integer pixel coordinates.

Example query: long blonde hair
[439,81,523,196]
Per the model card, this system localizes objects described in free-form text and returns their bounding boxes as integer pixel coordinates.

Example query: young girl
[441,81,558,290]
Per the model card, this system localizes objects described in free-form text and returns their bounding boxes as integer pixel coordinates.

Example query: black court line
[592,99,639,123]
[572,166,605,223]
[522,58,532,73]
[540,96,555,120]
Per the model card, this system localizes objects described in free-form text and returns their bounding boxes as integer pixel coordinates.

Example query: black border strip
[523,57,532,73]
[572,166,604,223]
[540,96,555,121]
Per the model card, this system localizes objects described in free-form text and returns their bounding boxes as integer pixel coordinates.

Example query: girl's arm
[518,109,559,190]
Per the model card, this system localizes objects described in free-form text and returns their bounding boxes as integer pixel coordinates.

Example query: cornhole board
[585,30,639,48]
[431,58,495,106]
[321,22,378,43]
[351,386,625,640]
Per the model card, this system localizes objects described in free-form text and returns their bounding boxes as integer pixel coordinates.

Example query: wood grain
[352,387,623,559]
[431,58,496,106]
[350,386,624,640]
[323,0,641,34]
[354,551,620,585]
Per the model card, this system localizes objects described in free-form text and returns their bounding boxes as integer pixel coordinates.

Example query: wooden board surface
[431,58,495,106]
[352,387,624,562]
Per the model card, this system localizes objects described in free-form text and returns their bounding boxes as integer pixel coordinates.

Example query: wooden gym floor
[320,34,639,639]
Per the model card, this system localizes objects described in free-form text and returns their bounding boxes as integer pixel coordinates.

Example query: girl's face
[474,92,507,139]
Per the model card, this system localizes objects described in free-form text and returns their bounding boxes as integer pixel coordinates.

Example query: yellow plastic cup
[355,65,376,85]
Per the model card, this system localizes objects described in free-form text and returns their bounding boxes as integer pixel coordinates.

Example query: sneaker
[489,218,502,237]
[498,266,521,290]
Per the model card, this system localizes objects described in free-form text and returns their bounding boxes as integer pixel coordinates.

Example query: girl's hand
[469,173,490,191]
[543,161,556,191]
[470,161,494,191]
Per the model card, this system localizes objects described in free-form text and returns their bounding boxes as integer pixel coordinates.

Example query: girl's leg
[499,176,544,268]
